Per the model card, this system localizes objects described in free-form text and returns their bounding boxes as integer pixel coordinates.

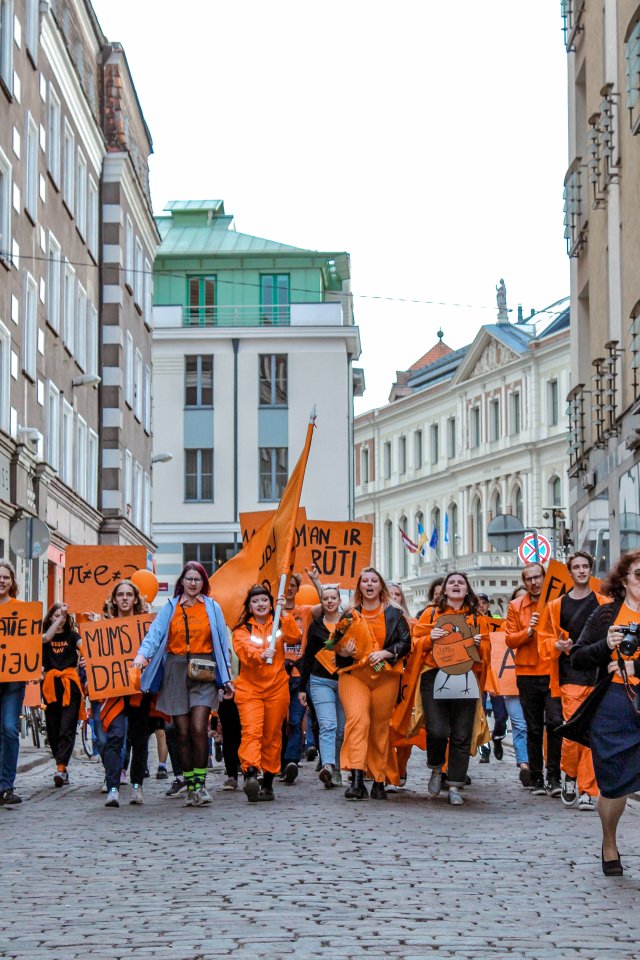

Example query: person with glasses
[564,551,640,876]
[505,562,563,797]
[133,562,233,807]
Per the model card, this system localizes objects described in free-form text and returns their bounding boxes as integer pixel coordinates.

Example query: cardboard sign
[239,510,373,589]
[23,681,43,707]
[538,559,602,614]
[0,601,43,682]
[488,630,518,697]
[80,614,154,700]
[65,545,147,614]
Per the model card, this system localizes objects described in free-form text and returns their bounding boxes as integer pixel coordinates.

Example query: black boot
[258,771,275,801]
[344,769,368,800]
[243,766,260,802]
[370,781,387,800]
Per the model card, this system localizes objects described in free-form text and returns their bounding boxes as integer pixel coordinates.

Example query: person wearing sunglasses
[566,551,640,876]
[505,562,563,797]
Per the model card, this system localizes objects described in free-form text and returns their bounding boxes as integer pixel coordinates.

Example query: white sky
[91,0,569,414]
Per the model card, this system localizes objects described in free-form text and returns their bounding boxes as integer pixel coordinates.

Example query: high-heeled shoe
[601,846,623,877]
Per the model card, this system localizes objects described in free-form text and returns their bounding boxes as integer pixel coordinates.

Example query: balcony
[153,301,344,329]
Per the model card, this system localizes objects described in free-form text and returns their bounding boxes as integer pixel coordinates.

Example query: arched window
[492,490,502,519]
[549,475,562,507]
[514,485,523,522]
[431,506,441,549]
[449,502,458,556]
[472,496,484,552]
[385,519,393,580]
[399,514,408,578]
[415,510,424,544]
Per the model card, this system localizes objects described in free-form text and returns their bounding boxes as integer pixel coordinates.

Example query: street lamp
[542,506,567,559]
[151,452,173,464]
[72,373,101,387]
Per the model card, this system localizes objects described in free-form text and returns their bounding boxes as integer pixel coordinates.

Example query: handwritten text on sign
[240,511,373,589]
[65,545,147,613]
[0,601,43,682]
[81,614,154,699]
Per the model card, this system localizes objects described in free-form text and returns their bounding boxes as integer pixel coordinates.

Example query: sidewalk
[16,740,50,775]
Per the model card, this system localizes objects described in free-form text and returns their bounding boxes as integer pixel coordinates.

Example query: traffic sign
[487,514,525,552]
[518,533,551,565]
[10,517,50,559]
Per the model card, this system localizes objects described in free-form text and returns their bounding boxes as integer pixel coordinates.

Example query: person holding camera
[537,552,610,810]
[569,551,640,876]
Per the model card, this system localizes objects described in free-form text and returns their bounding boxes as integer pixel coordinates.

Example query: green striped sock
[194,767,207,790]
[184,770,195,791]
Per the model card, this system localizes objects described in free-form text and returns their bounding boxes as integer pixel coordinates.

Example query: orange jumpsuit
[232,614,298,774]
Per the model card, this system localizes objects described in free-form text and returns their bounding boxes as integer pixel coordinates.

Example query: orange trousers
[561,683,597,797]
[339,667,401,783]
[235,683,290,775]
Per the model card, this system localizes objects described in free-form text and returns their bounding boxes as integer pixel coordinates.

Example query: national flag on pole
[399,526,419,553]
[429,525,438,549]
[210,407,316,627]
[417,521,427,557]
[444,513,449,544]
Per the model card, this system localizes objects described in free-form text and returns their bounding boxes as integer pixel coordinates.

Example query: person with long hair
[133,562,232,807]
[413,571,492,805]
[567,550,640,876]
[0,561,24,806]
[232,584,299,802]
[298,584,345,788]
[41,603,84,787]
[337,567,411,801]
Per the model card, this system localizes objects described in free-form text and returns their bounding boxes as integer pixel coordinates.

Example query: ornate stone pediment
[464,338,520,380]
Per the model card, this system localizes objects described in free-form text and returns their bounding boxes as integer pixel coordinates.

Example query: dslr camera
[618,622,640,657]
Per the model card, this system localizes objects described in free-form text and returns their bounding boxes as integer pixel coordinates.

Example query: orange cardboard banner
[538,559,602,614]
[0,601,43,682]
[488,629,518,697]
[80,614,155,700]
[239,510,373,589]
[65,545,147,614]
[23,681,43,707]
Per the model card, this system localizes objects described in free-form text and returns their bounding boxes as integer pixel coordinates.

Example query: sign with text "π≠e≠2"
[80,614,155,700]
[0,601,43,682]
[64,545,148,614]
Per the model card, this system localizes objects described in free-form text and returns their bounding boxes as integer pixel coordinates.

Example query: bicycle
[22,706,47,749]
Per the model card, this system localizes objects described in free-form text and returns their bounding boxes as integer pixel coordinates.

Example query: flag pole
[266,405,316,664]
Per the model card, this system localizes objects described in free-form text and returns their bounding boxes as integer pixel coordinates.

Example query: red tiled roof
[408,340,453,372]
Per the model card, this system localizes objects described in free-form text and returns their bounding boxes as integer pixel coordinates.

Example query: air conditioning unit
[580,471,595,490]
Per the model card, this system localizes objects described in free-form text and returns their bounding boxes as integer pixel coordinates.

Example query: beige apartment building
[563,1,640,572]
[0,1,156,602]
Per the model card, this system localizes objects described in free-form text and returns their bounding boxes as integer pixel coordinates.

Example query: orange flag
[210,408,316,627]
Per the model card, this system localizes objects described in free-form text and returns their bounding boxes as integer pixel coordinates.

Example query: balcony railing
[153,301,344,329]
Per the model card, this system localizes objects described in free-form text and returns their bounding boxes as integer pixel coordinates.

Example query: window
[430,423,439,464]
[24,113,38,221]
[185,355,213,407]
[25,0,38,62]
[472,497,483,552]
[361,446,369,483]
[63,260,75,352]
[143,472,151,535]
[76,415,88,499]
[87,304,98,376]
[187,276,215,326]
[75,149,87,238]
[492,490,502,519]
[63,121,74,213]
[46,233,61,332]
[143,258,152,320]
[260,274,290,324]
[61,400,74,486]
[23,272,37,379]
[186,448,214,501]
[47,85,61,185]
[134,349,143,420]
[124,215,133,288]
[414,429,422,467]
[87,177,98,256]
[184,543,214,569]
[548,379,559,426]
[134,238,143,305]
[259,447,287,501]
[75,283,87,371]
[514,485,523,521]
[449,503,458,556]
[399,514,408,578]
[489,398,500,441]
[398,436,406,474]
[0,147,12,264]
[133,461,143,528]
[0,320,11,433]
[383,441,391,479]
[626,19,640,133]
[447,417,456,458]
[259,354,287,406]
[549,475,562,507]
[509,391,521,434]
[385,519,393,580]
[470,406,481,448]
[87,430,98,507]
[123,449,133,515]
[143,364,151,432]
[124,331,133,406]
[0,0,13,93]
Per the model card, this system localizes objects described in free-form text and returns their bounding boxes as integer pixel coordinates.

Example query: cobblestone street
[1,748,638,960]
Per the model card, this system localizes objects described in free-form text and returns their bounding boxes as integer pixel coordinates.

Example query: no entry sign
[518,533,551,565]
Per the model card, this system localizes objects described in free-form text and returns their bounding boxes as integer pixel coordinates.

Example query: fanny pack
[182,606,216,683]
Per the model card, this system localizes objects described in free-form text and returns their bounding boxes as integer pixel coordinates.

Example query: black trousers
[104,695,151,790]
[516,674,563,782]
[45,679,81,767]
[218,697,241,779]
[420,669,478,785]
[164,721,182,778]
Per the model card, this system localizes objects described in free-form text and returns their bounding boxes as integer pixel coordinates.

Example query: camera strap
[181,605,191,662]
[615,651,640,715]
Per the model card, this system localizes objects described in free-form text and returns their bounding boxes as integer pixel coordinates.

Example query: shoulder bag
[182,605,217,683]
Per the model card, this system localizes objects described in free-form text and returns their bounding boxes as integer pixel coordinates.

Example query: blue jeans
[0,682,26,791]
[504,695,528,766]
[283,676,305,763]
[309,676,345,767]
[90,701,108,760]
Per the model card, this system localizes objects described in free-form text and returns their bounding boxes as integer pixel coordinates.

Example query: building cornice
[102,153,160,253]
[152,324,361,357]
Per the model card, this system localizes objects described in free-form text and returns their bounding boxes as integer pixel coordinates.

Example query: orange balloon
[296,584,319,605]
[130,568,159,603]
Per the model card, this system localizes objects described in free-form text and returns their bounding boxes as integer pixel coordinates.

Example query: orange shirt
[504,592,551,676]
[167,600,212,656]
[612,603,640,686]
[232,614,299,696]
[360,604,386,650]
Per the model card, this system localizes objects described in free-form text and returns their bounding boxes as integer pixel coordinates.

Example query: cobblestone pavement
[1,747,639,960]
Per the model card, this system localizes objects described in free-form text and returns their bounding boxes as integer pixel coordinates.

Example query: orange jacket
[537,592,611,696]
[504,592,549,676]
[232,613,298,697]
[413,604,493,691]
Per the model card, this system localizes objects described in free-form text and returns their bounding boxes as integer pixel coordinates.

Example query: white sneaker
[129,784,144,805]
[105,788,120,808]
[561,777,577,807]
[195,785,212,805]
[100,779,108,794]
[578,792,596,811]
[448,786,464,806]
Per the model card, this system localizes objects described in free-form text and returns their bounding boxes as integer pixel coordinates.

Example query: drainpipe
[232,338,239,554]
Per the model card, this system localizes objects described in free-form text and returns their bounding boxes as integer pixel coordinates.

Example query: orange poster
[65,545,147,614]
[488,630,519,697]
[80,614,155,700]
[0,601,43,682]
[538,559,602,614]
